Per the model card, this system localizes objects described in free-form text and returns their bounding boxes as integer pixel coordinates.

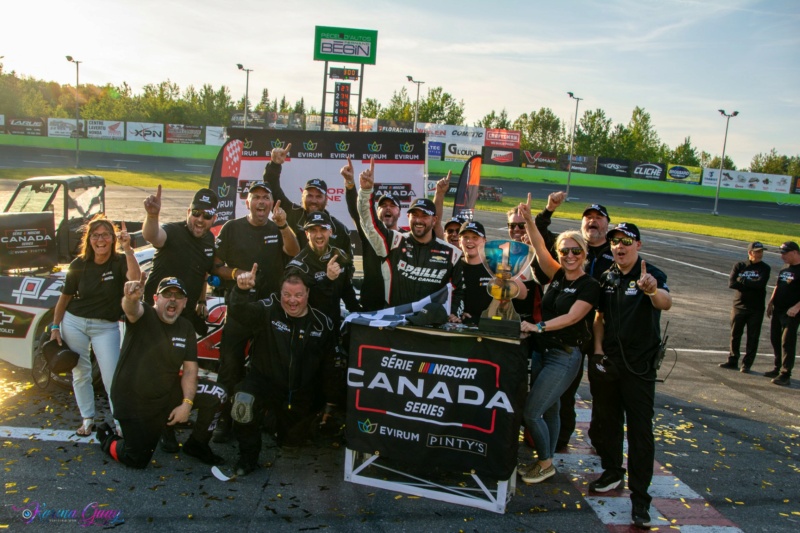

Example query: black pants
[770,309,799,376]
[588,360,655,508]
[104,379,226,469]
[728,306,764,368]
[217,315,251,419]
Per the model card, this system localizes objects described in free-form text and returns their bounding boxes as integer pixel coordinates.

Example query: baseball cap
[191,188,219,213]
[303,211,333,230]
[583,203,610,221]
[459,220,486,238]
[748,241,765,252]
[779,241,799,253]
[304,179,327,194]
[376,193,401,208]
[157,277,187,296]
[607,222,641,241]
[247,181,271,195]
[407,198,436,216]
[444,216,466,229]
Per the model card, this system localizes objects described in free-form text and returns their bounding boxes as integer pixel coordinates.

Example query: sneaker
[520,462,556,484]
[159,427,180,453]
[718,361,738,370]
[212,417,232,444]
[772,374,791,387]
[183,437,225,465]
[95,422,113,445]
[764,368,780,378]
[631,504,652,528]
[589,470,623,492]
[234,459,257,477]
[740,366,751,373]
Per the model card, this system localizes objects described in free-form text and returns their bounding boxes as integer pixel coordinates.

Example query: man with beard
[765,241,800,386]
[97,277,226,469]
[357,159,464,318]
[264,143,352,253]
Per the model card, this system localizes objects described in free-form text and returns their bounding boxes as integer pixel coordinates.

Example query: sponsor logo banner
[558,154,596,174]
[165,124,205,145]
[0,274,63,308]
[701,168,792,194]
[424,125,485,144]
[481,146,519,167]
[264,112,305,130]
[596,157,631,177]
[522,150,558,169]
[445,141,482,162]
[377,119,414,133]
[427,141,443,161]
[345,324,525,479]
[0,305,35,339]
[126,122,164,143]
[794,176,800,194]
[631,162,666,181]
[87,120,124,140]
[8,117,46,136]
[666,164,701,184]
[0,114,4,128]
[484,128,521,149]
[205,126,226,146]
[314,25,378,65]
[0,212,57,270]
[47,118,85,138]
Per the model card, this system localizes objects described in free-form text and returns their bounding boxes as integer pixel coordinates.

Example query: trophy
[478,240,535,337]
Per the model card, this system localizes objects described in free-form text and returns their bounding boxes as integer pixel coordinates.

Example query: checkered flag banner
[221,139,243,178]
[342,285,452,329]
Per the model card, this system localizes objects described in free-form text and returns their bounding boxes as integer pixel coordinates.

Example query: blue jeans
[523,345,582,461]
[62,311,121,420]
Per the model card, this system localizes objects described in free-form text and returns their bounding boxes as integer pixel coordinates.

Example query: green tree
[378,87,413,121]
[476,109,511,129]
[707,155,737,171]
[749,148,792,175]
[574,109,611,157]
[417,86,465,125]
[670,137,701,166]
[361,97,382,118]
[513,108,566,153]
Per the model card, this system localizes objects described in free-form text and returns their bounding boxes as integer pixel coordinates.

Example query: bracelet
[277,223,288,230]
[51,324,60,331]
[536,321,546,333]
[645,289,657,296]
[231,268,239,280]
[182,398,194,406]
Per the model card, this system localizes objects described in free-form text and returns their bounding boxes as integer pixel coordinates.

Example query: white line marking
[22,161,47,164]
[0,426,97,443]
[624,202,649,206]
[640,251,728,276]
[186,164,210,168]
[113,159,139,163]
[177,170,203,174]
[97,165,127,169]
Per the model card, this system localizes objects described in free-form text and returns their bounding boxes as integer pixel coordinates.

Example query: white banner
[443,141,483,162]
[87,120,124,140]
[423,124,486,144]
[702,168,792,194]
[0,114,5,129]
[126,122,164,143]
[47,118,84,138]
[205,126,226,146]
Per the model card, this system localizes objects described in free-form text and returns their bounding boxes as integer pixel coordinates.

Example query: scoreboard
[333,82,351,125]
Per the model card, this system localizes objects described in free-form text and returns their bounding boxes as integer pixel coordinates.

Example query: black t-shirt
[111,305,197,419]
[215,216,288,299]
[729,260,771,310]
[144,221,215,309]
[773,264,800,310]
[63,255,128,322]
[462,262,494,325]
[540,269,600,346]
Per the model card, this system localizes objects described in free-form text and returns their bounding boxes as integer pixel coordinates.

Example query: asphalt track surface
[0,184,798,530]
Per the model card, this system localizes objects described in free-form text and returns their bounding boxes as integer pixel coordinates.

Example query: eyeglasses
[507,222,526,229]
[159,291,186,300]
[610,237,635,246]
[445,228,460,235]
[191,209,214,220]
[558,247,584,256]
[90,232,112,241]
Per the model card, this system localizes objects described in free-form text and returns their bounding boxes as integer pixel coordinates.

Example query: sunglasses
[191,209,214,220]
[558,247,584,256]
[445,228,460,235]
[507,222,526,229]
[159,291,186,300]
[610,237,635,246]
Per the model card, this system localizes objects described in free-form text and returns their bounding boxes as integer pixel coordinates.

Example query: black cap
[304,179,327,194]
[191,188,218,213]
[406,301,449,327]
[607,222,641,241]
[247,181,271,195]
[748,241,765,252]
[459,220,486,238]
[444,216,465,229]
[376,193,401,208]
[779,241,799,253]
[157,277,187,295]
[407,198,436,216]
[303,211,332,230]
[41,338,79,374]
[583,204,610,221]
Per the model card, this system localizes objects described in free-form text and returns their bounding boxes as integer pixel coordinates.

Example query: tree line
[1,64,797,175]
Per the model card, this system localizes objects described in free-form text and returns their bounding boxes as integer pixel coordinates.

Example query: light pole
[406,75,424,132]
[66,56,81,168]
[712,109,739,216]
[565,91,583,200]
[237,64,253,128]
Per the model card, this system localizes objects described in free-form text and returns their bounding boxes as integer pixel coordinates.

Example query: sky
[3,0,799,168]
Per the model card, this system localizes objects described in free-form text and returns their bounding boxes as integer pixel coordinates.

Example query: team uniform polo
[461,262,494,325]
[346,186,387,311]
[63,255,128,321]
[286,245,361,323]
[770,264,800,377]
[727,259,771,368]
[540,269,601,348]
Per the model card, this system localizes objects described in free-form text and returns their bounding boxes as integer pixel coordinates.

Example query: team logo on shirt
[264,235,279,244]
[101,271,115,282]
[272,320,290,333]
[172,336,187,348]
[779,271,795,284]
[204,247,214,257]
[625,280,638,296]
[428,255,448,264]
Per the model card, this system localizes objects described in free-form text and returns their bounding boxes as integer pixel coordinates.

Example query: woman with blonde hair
[51,215,140,436]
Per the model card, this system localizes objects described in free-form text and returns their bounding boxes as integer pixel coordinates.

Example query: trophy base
[478,317,522,339]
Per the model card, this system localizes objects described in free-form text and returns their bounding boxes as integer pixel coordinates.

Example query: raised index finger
[273,200,281,211]
[121,221,127,231]
[329,251,339,263]
[156,184,162,200]
[250,263,258,276]
[640,259,647,278]
[369,157,374,174]
[526,193,531,207]
[346,155,352,169]
[284,143,291,154]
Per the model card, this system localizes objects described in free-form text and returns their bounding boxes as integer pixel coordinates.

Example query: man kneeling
[97,276,226,468]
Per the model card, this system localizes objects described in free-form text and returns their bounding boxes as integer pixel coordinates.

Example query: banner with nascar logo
[208,129,426,230]
[345,324,526,479]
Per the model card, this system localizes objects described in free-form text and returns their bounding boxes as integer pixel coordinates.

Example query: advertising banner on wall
[596,157,631,177]
[631,162,667,181]
[428,141,443,161]
[126,122,164,143]
[558,154,596,174]
[701,168,792,193]
[794,176,800,194]
[313,26,378,65]
[87,120,124,140]
[378,119,414,133]
[165,124,205,145]
[264,112,305,130]
[8,117,46,136]
[521,150,558,169]
[208,129,426,230]
[484,129,521,149]
[345,324,526,478]
[444,141,483,162]
[230,112,267,129]
[665,164,701,185]
[481,146,520,167]
[205,126,226,146]
[47,118,85,138]
[0,114,5,132]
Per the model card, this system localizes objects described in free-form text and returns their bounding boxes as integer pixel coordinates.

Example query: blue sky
[4,0,798,168]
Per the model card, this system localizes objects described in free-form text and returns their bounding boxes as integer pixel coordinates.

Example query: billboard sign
[484,129,521,149]
[126,122,164,143]
[665,164,701,185]
[558,154,596,174]
[8,117,46,136]
[481,146,520,167]
[631,162,666,181]
[87,120,124,140]
[596,157,631,177]
[47,118,85,138]
[165,124,205,145]
[701,168,792,193]
[522,150,558,169]
[314,26,378,65]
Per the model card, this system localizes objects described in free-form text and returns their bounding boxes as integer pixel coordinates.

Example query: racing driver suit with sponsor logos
[357,187,464,313]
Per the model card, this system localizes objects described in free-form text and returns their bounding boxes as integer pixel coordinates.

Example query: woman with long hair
[51,215,141,436]
[516,195,600,483]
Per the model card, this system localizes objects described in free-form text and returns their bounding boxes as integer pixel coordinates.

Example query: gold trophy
[478,240,535,337]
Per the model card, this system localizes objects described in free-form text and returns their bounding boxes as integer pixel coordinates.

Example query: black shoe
[764,368,780,378]
[740,366,751,373]
[212,417,232,444]
[234,459,257,476]
[718,361,738,370]
[632,504,652,528]
[183,437,225,465]
[96,422,113,445]
[159,427,180,453]
[589,470,623,493]
[772,374,791,387]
